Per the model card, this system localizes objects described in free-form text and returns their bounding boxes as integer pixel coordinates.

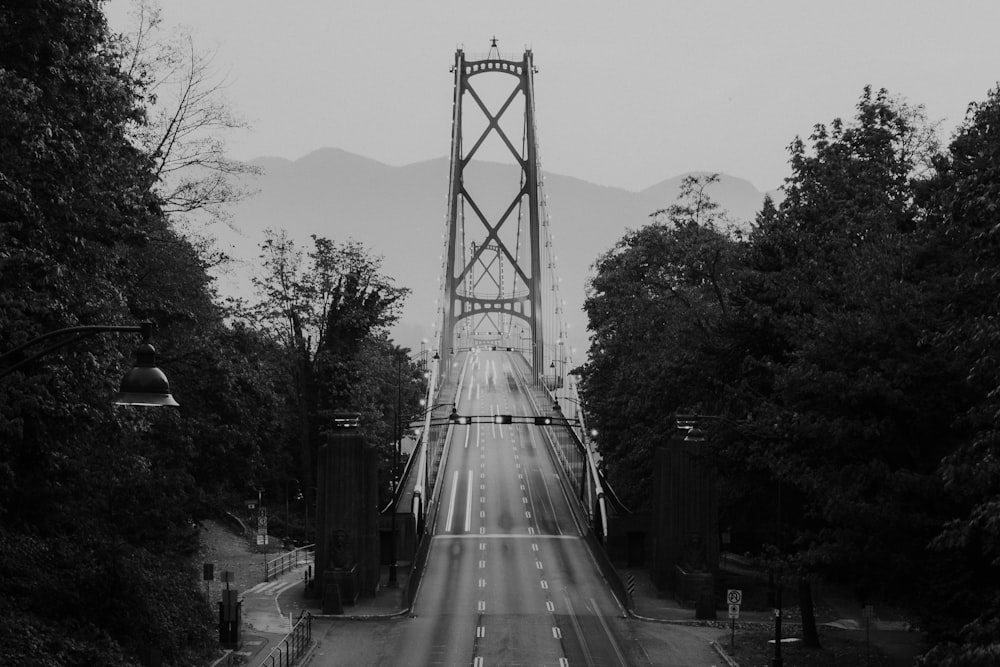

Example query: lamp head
[113,342,179,407]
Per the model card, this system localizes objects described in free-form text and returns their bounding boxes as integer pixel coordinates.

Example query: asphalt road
[306,350,721,666]
[385,350,633,666]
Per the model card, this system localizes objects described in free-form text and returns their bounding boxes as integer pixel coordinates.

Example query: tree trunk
[800,576,821,648]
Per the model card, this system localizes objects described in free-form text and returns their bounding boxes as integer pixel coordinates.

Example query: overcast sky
[105,1,1000,193]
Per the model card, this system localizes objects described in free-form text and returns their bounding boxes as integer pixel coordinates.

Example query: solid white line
[446,470,459,532]
[465,469,473,532]
[565,596,595,665]
[525,417,568,536]
[592,597,629,666]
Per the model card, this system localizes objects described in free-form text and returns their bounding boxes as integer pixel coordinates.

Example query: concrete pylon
[314,414,380,603]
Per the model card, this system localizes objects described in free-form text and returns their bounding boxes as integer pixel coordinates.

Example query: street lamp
[285,478,301,546]
[0,321,178,406]
[302,486,317,546]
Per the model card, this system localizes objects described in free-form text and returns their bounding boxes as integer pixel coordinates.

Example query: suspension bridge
[381,43,636,666]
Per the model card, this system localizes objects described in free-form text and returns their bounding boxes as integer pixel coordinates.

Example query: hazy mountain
[213,148,778,357]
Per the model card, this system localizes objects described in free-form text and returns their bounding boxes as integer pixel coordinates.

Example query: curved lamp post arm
[0,321,178,406]
[0,324,148,380]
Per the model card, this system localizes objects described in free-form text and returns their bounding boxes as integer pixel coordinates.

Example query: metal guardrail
[258,612,312,667]
[264,544,314,582]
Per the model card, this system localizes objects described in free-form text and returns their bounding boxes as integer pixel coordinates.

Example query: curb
[308,607,412,621]
[710,640,740,667]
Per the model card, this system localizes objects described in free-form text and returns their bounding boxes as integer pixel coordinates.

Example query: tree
[717,88,961,622]
[250,230,412,487]
[913,85,1000,665]
[578,174,743,510]
[115,0,260,226]
[0,1,225,663]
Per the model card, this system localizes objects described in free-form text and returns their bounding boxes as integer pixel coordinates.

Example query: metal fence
[264,544,314,582]
[258,612,313,667]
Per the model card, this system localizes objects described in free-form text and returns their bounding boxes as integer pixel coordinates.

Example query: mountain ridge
[214,148,779,356]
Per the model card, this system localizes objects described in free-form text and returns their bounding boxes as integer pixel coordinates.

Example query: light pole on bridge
[388,348,440,587]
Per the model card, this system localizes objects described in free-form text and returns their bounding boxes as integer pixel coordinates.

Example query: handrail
[508,352,611,540]
[258,612,312,667]
[264,545,314,582]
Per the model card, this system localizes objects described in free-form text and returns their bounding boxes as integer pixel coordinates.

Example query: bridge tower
[437,41,547,381]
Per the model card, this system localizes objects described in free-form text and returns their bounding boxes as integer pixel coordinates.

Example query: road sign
[728,604,740,619]
[727,589,743,605]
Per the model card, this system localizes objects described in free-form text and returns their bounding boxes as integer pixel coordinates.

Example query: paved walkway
[236,561,411,667]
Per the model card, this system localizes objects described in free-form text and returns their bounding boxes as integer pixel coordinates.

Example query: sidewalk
[236,561,411,667]
[618,565,925,666]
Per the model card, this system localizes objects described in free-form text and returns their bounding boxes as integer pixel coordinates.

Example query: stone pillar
[651,424,719,618]
[314,414,381,603]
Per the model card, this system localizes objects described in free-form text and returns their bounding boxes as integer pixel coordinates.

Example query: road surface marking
[465,470,473,532]
[445,470,459,532]
[591,597,629,666]
[565,596,596,666]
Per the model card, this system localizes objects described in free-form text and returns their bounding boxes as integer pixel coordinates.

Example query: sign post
[726,590,742,649]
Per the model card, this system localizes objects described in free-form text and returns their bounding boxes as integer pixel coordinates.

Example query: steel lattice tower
[438,43,545,380]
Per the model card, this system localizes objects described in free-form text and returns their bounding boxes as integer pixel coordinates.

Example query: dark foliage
[581,86,1000,663]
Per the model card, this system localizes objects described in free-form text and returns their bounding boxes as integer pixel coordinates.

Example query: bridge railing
[505,352,613,540]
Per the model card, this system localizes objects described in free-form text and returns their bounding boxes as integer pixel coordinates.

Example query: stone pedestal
[322,566,360,613]
[322,571,343,614]
[676,567,716,619]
